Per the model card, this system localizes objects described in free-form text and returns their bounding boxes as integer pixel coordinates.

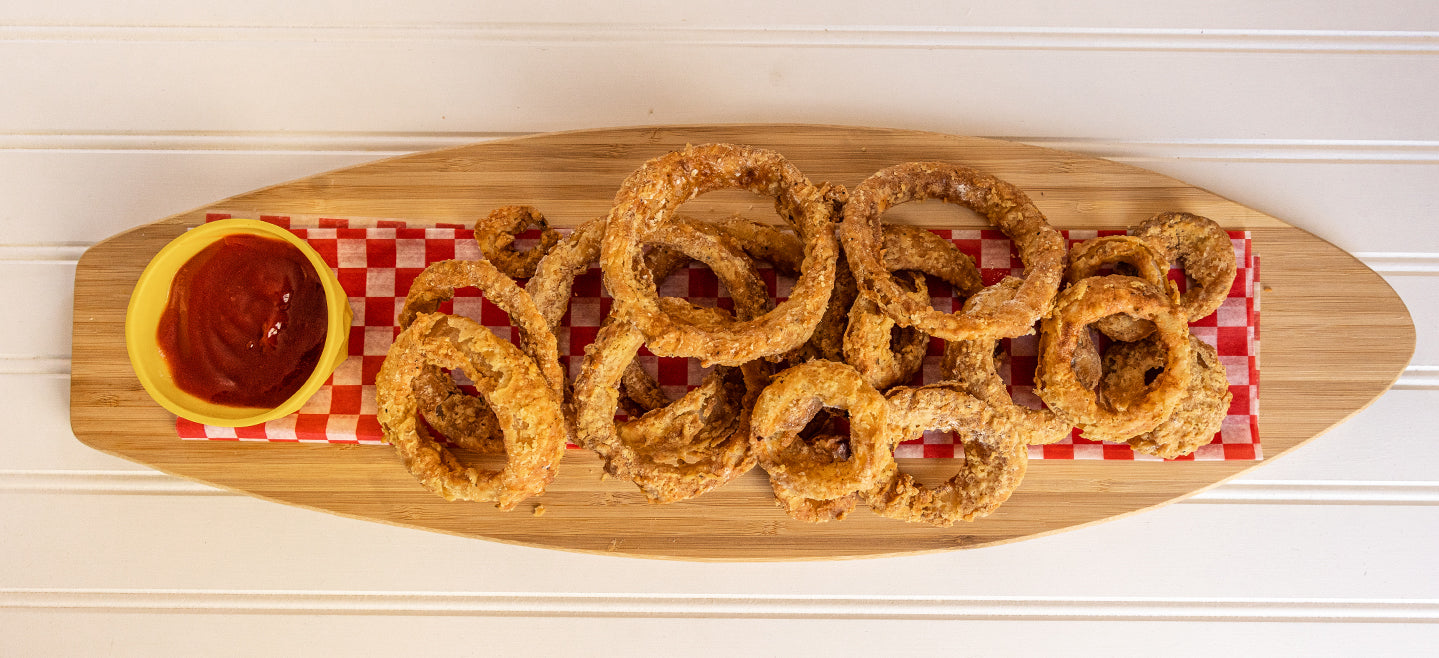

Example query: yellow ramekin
[125,218,353,427]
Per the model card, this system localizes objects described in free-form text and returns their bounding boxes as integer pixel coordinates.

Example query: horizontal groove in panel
[1194,481,1439,505]
[2,588,1437,621]
[0,470,221,495]
[1391,366,1439,391]
[1355,253,1439,274]
[5,133,1439,163]
[6,470,1438,505]
[0,131,513,153]
[0,244,87,263]
[1,24,1437,54]
[1018,138,1439,164]
[0,357,69,376]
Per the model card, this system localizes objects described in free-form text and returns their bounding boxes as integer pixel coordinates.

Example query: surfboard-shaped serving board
[70,125,1414,560]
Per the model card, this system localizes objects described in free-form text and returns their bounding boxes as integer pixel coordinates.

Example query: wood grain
[69,125,1415,560]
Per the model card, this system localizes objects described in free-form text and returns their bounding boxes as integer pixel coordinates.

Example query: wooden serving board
[70,125,1414,560]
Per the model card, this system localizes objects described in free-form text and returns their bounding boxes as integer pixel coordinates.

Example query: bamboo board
[70,125,1415,560]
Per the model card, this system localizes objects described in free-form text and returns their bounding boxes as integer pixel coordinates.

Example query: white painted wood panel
[3,0,1437,653]
[3,492,1438,600]
[3,614,1436,658]
[3,41,1435,141]
[5,1,1439,30]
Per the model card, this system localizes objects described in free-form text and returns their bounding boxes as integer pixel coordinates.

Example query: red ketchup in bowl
[156,233,329,408]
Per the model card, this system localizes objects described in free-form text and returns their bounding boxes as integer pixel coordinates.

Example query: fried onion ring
[840,162,1065,341]
[473,205,561,279]
[715,218,859,365]
[1133,212,1237,323]
[397,259,565,393]
[376,312,568,509]
[1035,275,1193,440]
[866,384,1027,526]
[602,143,840,366]
[525,218,606,330]
[750,360,898,504]
[1100,334,1232,458]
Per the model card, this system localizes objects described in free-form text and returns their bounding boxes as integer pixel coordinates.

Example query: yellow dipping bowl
[125,218,353,427]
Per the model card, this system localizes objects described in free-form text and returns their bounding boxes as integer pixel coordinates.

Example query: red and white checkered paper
[180,213,1261,461]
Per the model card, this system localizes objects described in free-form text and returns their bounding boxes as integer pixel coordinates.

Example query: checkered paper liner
[179,213,1261,461]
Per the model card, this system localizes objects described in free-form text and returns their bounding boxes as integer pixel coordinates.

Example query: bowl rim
[125,218,352,427]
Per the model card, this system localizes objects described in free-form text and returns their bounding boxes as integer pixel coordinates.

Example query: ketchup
[157,233,329,408]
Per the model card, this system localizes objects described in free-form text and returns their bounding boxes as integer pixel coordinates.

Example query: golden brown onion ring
[695,215,858,364]
[766,433,861,523]
[1133,212,1237,323]
[750,360,898,504]
[879,224,984,298]
[574,312,758,503]
[842,223,989,390]
[376,313,568,509]
[398,259,565,394]
[473,205,561,279]
[398,258,570,450]
[410,370,504,454]
[840,162,1065,341]
[867,384,1027,526]
[1035,275,1193,440]
[602,143,840,366]
[572,220,772,503]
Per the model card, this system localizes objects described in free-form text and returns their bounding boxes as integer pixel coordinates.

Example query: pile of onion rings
[373,143,1238,525]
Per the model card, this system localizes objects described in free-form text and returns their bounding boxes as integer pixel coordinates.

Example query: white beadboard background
[3,2,1437,655]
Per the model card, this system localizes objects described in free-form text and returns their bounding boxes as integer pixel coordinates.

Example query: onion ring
[376,312,568,509]
[1067,235,1179,341]
[750,360,898,504]
[1133,212,1237,322]
[601,143,840,366]
[1100,334,1232,458]
[840,162,1066,341]
[706,216,807,277]
[866,384,1027,526]
[473,205,561,279]
[1035,275,1193,440]
[575,311,759,503]
[525,218,606,330]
